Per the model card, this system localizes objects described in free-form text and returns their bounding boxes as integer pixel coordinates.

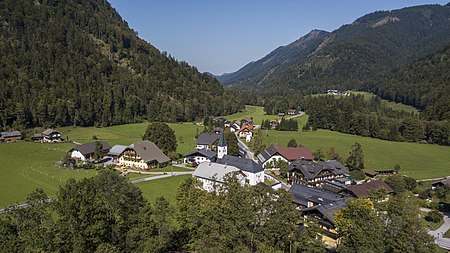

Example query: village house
[184,148,217,165]
[287,159,348,187]
[0,130,22,142]
[217,155,265,186]
[196,132,220,150]
[258,145,313,168]
[230,123,240,132]
[118,140,170,169]
[237,124,254,140]
[70,141,111,161]
[432,177,450,190]
[289,183,347,209]
[192,162,246,192]
[288,109,297,115]
[341,180,393,198]
[42,128,62,143]
[364,169,396,178]
[108,145,128,163]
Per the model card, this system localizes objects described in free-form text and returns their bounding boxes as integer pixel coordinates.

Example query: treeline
[0,0,241,130]
[0,171,439,252]
[0,171,323,252]
[261,118,298,131]
[304,95,450,145]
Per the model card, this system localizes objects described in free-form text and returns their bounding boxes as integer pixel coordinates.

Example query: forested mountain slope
[217,29,329,87]
[224,4,450,120]
[0,0,241,129]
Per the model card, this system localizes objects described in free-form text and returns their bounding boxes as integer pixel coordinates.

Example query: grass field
[217,105,281,125]
[136,175,191,205]
[0,142,98,207]
[261,114,450,180]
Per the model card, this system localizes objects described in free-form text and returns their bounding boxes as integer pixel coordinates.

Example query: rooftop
[129,140,170,164]
[217,155,264,173]
[197,132,220,145]
[193,162,243,183]
[344,180,393,198]
[71,141,111,156]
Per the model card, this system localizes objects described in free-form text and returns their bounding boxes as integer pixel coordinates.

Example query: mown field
[135,175,191,205]
[1,105,448,207]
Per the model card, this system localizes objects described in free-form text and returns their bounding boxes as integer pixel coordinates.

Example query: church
[192,131,265,190]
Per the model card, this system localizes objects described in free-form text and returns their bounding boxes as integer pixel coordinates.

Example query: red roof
[274,146,313,161]
[238,124,254,133]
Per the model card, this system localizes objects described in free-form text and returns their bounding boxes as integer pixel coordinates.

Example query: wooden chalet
[287,160,348,187]
[0,130,22,142]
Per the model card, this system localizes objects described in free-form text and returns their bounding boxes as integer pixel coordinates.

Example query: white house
[217,155,264,186]
[196,132,220,150]
[184,148,217,165]
[192,162,246,192]
[118,140,170,169]
[258,145,314,168]
[70,141,111,161]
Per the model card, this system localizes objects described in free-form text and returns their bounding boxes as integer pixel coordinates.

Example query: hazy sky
[108,1,449,75]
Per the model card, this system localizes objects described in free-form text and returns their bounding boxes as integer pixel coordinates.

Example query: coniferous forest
[0,0,242,130]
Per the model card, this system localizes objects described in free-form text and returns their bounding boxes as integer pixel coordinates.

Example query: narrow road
[237,138,256,161]
[130,171,193,184]
[428,211,450,250]
[286,111,305,119]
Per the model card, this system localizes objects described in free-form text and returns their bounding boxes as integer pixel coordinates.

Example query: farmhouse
[341,180,393,198]
[237,124,253,139]
[118,140,170,169]
[0,130,22,142]
[289,183,346,209]
[431,177,450,189]
[108,145,128,162]
[42,128,62,143]
[196,132,220,150]
[258,145,313,168]
[288,109,297,115]
[70,141,111,161]
[192,162,246,192]
[184,148,217,165]
[287,159,348,187]
[217,155,264,186]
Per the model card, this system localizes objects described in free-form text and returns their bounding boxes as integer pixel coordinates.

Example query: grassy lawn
[125,173,158,181]
[217,105,281,125]
[135,175,191,205]
[60,122,201,155]
[0,142,98,207]
[444,228,450,238]
[262,126,450,180]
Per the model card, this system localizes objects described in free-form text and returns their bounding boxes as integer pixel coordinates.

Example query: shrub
[425,210,443,223]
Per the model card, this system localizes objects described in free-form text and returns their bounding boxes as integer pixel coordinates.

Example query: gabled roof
[197,132,220,145]
[128,140,170,164]
[258,145,313,163]
[315,199,347,225]
[184,148,217,159]
[217,155,264,173]
[193,162,243,183]
[238,124,254,133]
[289,183,344,207]
[287,159,348,180]
[43,128,60,136]
[71,141,111,156]
[432,177,450,187]
[344,180,393,198]
[108,145,128,156]
[0,130,21,138]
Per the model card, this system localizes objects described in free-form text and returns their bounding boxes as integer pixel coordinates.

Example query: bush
[350,170,365,181]
[425,210,444,223]
[419,189,432,200]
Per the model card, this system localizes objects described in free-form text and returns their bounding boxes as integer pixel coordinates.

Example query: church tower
[217,130,227,159]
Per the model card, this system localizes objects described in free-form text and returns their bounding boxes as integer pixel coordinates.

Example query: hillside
[217,29,329,87]
[0,0,241,130]
[223,4,450,120]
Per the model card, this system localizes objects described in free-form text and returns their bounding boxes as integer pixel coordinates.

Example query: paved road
[130,171,193,184]
[287,111,305,119]
[237,137,257,161]
[428,211,450,250]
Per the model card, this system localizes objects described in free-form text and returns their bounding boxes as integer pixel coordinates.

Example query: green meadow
[135,175,191,205]
[1,105,448,207]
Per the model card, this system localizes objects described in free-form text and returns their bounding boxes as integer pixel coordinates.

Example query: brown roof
[274,146,313,161]
[43,128,60,136]
[364,169,378,177]
[344,180,393,198]
[238,124,254,133]
[129,140,170,164]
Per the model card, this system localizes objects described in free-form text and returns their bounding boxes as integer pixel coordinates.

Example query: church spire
[217,130,227,159]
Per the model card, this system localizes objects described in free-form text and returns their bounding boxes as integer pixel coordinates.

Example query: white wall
[262,155,288,168]
[242,171,264,185]
[118,156,148,169]
[71,150,86,161]
[196,144,209,150]
[184,156,211,165]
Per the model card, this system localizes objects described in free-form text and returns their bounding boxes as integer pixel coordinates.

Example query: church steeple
[217,130,227,159]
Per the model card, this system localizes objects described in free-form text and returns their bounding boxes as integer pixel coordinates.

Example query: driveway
[237,137,257,161]
[428,212,450,250]
[130,171,193,184]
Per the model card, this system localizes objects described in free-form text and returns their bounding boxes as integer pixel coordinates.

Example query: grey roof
[218,131,227,147]
[316,199,347,225]
[287,159,348,180]
[43,128,60,135]
[193,162,243,183]
[197,132,220,145]
[108,145,128,156]
[71,141,111,156]
[257,145,277,163]
[289,183,344,207]
[0,130,21,138]
[217,155,264,173]
[129,140,170,164]
[185,148,217,159]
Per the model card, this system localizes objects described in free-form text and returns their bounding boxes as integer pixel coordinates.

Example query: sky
[108,0,449,75]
